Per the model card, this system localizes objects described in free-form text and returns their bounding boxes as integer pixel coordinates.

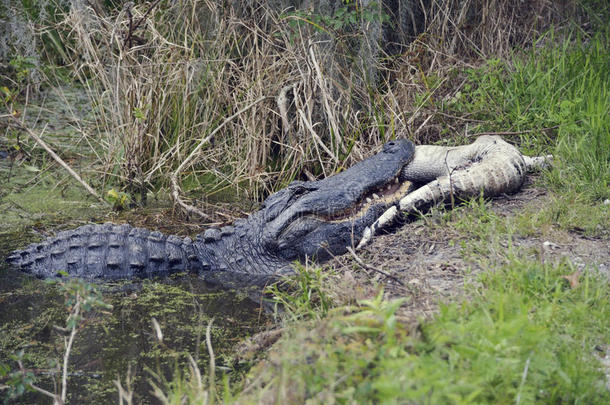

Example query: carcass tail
[6,223,203,279]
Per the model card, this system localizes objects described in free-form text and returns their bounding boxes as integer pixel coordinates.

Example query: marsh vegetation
[1,0,608,403]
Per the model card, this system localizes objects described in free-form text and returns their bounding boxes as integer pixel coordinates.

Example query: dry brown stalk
[277,83,296,139]
[205,319,216,401]
[298,109,339,165]
[309,44,345,156]
[169,96,267,218]
[7,117,107,205]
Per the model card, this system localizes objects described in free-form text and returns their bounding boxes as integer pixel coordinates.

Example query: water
[0,232,272,404]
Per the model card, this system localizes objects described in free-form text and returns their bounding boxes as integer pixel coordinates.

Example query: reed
[4,0,579,207]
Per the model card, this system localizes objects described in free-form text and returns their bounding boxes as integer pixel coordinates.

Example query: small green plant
[267,263,336,321]
[283,1,388,35]
[340,290,406,346]
[8,57,37,85]
[106,188,130,210]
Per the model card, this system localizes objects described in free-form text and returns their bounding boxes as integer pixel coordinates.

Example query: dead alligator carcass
[358,135,551,247]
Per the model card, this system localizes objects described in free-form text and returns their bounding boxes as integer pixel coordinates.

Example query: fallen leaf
[560,270,581,288]
[23,164,40,173]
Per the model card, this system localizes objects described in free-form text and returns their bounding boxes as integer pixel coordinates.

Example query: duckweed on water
[0,265,271,404]
[0,95,272,403]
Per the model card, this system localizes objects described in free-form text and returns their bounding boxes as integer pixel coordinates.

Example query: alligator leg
[357,136,552,248]
[6,223,203,279]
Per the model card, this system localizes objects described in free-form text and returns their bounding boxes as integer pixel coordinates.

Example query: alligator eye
[382,139,415,156]
[383,141,399,153]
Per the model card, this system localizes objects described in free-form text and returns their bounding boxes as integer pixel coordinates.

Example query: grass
[228,191,609,403]
[266,263,337,322]
[439,30,610,237]
[453,31,610,204]
[2,1,609,404]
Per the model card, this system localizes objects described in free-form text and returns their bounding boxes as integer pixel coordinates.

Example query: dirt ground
[326,179,610,324]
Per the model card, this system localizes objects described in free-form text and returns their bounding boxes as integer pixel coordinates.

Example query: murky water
[0,232,272,404]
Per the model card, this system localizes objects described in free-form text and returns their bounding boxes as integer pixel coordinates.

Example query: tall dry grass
[46,0,581,210]
[56,0,386,205]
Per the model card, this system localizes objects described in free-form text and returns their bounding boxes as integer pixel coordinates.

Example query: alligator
[5,135,549,287]
[5,139,417,287]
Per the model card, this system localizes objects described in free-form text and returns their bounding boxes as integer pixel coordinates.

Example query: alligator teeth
[387,184,392,190]
[366,197,372,203]
[395,177,399,184]
[373,193,380,200]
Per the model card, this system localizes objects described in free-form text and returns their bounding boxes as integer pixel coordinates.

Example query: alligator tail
[6,223,203,279]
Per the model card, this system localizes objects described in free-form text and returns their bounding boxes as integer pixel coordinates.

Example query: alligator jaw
[322,178,415,222]
[261,140,414,239]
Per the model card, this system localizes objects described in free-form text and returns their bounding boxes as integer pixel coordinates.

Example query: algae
[0,251,271,404]
[0,161,271,404]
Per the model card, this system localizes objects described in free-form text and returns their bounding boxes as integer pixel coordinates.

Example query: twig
[206,319,216,399]
[7,118,108,206]
[132,0,163,33]
[15,295,82,405]
[170,97,266,218]
[515,355,531,405]
[114,364,134,405]
[346,246,404,286]
[277,83,296,139]
[168,178,209,219]
[445,149,456,210]
[61,299,80,404]
[85,1,110,32]
[125,3,133,49]
[435,112,487,123]
[20,378,59,404]
[414,114,434,136]
[298,109,339,165]
[308,44,345,155]
[123,0,163,49]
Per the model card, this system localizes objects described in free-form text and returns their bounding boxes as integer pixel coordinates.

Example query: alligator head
[194,138,415,286]
[257,139,416,263]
